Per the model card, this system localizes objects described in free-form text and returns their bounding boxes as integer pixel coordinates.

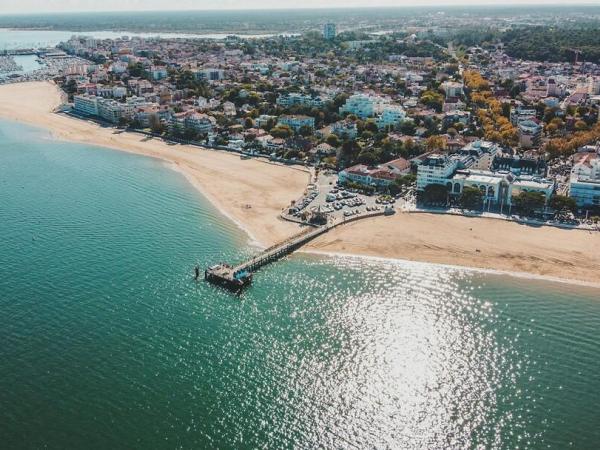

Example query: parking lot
[284,171,411,224]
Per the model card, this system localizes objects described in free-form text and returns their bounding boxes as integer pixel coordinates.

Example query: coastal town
[3,22,598,229]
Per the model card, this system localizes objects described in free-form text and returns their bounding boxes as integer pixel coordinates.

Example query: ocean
[0,120,599,449]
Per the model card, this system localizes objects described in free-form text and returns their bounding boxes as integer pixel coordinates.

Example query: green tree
[549,195,577,214]
[270,125,292,139]
[460,186,483,210]
[513,191,546,216]
[298,125,313,137]
[326,134,340,147]
[422,184,449,205]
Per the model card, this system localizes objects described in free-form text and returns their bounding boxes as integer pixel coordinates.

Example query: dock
[204,209,388,290]
[205,225,328,290]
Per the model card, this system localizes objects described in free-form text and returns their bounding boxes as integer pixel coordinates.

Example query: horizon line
[3,2,600,17]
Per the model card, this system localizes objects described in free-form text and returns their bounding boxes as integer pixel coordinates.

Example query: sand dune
[1,81,599,286]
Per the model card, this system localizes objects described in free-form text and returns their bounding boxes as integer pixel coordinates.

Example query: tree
[270,125,292,139]
[549,195,577,215]
[513,191,546,216]
[420,90,444,112]
[326,134,340,147]
[357,151,377,166]
[422,184,449,205]
[400,120,416,136]
[460,186,483,210]
[244,117,254,129]
[149,115,165,135]
[426,135,447,152]
[298,125,313,137]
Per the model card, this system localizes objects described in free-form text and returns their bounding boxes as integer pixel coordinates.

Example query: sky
[2,0,599,14]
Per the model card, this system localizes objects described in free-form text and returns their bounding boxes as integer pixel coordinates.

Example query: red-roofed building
[339,157,411,188]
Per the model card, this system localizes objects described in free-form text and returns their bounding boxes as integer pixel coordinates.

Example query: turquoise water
[1,120,599,449]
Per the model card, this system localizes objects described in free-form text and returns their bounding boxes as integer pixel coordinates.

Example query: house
[339,158,411,188]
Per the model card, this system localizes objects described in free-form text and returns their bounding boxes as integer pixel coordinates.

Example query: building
[451,170,555,207]
[376,105,406,130]
[331,120,358,139]
[323,23,337,40]
[510,106,537,126]
[417,151,554,208]
[277,115,315,132]
[518,120,543,148]
[441,81,464,99]
[339,94,375,118]
[491,154,547,176]
[276,93,325,108]
[456,140,500,170]
[73,94,99,116]
[339,158,411,188]
[569,154,600,208]
[97,98,124,123]
[180,112,216,134]
[255,114,277,129]
[195,68,225,81]
[150,66,168,81]
[416,154,468,191]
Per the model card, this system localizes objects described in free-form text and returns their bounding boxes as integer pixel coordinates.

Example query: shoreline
[1,81,599,287]
[299,249,600,291]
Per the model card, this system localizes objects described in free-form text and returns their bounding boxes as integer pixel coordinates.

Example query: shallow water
[1,121,599,449]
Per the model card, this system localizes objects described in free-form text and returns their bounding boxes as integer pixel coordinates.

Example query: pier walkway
[205,210,387,289]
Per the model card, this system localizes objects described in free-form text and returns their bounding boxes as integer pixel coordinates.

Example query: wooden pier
[204,209,389,290]
[205,225,329,290]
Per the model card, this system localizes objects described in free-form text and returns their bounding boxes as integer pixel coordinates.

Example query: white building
[73,95,99,116]
[112,86,127,98]
[276,93,325,108]
[416,154,465,191]
[170,112,215,135]
[339,94,376,119]
[510,107,537,126]
[340,94,405,128]
[569,155,600,208]
[451,170,555,207]
[441,81,464,99]
[97,99,124,124]
[376,105,406,130]
[277,115,315,132]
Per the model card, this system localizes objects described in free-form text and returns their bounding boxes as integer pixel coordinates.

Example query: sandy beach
[1,81,599,285]
[0,81,309,246]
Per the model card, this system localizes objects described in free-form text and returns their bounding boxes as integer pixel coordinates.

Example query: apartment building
[276,93,325,108]
[569,154,600,208]
[277,115,315,132]
[73,94,99,116]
